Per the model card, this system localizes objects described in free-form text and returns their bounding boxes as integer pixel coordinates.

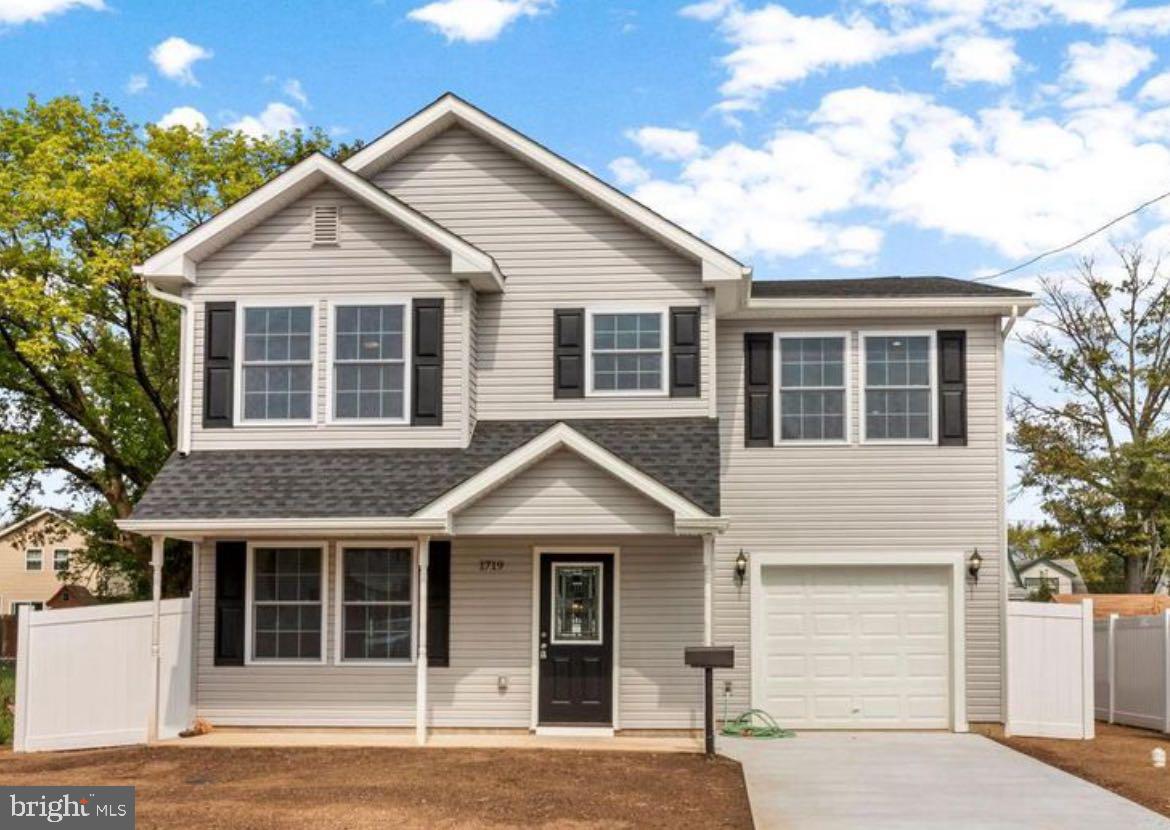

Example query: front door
[538,553,614,725]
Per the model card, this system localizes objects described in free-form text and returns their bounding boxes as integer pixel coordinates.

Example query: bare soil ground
[976,722,1170,818]
[0,745,753,829]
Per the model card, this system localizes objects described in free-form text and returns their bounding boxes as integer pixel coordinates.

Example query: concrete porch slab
[163,728,703,753]
[722,731,1170,830]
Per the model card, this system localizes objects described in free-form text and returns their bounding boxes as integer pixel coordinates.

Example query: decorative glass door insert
[551,563,603,644]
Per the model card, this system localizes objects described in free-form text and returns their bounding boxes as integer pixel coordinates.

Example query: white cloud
[407,0,552,43]
[150,36,213,86]
[0,0,102,25]
[157,106,208,132]
[679,0,736,21]
[1061,38,1154,107]
[125,73,148,95]
[282,78,309,107]
[933,34,1020,84]
[609,157,651,187]
[227,102,304,138]
[625,127,703,161]
[1139,72,1170,103]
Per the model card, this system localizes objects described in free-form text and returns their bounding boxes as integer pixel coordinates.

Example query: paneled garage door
[758,565,951,729]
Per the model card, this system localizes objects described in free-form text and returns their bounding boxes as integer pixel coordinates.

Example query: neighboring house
[118,94,1036,738]
[0,509,90,615]
[1014,558,1087,595]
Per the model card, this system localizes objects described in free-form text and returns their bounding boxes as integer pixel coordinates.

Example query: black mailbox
[685,646,734,669]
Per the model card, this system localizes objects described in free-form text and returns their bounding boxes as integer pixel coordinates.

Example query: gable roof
[343,93,749,284]
[120,418,722,535]
[0,508,78,542]
[136,152,504,293]
[1018,557,1082,581]
[752,276,1031,299]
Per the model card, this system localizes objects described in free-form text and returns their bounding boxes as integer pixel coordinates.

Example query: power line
[975,187,1170,282]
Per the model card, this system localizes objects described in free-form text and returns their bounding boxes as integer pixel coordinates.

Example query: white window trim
[859,329,938,445]
[584,307,669,397]
[324,297,413,426]
[53,549,70,572]
[548,561,605,646]
[25,549,42,572]
[244,540,328,666]
[234,299,319,427]
[332,539,419,666]
[773,330,852,446]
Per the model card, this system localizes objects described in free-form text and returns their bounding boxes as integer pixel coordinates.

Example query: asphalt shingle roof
[751,276,1031,299]
[131,418,721,521]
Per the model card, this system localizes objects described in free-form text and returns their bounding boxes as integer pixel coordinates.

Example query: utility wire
[975,187,1170,282]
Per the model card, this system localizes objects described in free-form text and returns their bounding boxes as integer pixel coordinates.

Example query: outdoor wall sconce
[735,550,748,585]
[968,549,983,584]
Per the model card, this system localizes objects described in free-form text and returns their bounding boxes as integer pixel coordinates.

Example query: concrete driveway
[722,732,1170,830]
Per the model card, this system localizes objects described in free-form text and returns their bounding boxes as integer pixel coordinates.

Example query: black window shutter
[744,332,773,447]
[203,302,235,428]
[412,298,444,426]
[427,540,451,668]
[554,309,585,398]
[938,330,967,446]
[670,306,701,397]
[214,541,246,666]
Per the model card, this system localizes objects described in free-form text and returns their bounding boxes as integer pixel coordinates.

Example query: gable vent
[312,205,340,246]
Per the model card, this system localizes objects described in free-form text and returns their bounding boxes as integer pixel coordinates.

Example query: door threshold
[534,726,615,738]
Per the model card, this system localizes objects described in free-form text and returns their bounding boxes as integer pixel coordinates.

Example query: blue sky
[7,0,1170,520]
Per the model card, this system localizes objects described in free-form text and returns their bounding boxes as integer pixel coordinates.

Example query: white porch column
[148,535,164,743]
[416,535,431,746]
[702,534,715,646]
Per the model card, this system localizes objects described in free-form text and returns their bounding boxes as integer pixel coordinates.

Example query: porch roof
[127,418,720,524]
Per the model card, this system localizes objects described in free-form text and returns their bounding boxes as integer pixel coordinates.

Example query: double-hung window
[249,544,325,662]
[331,303,407,422]
[241,305,314,422]
[777,335,848,442]
[863,333,934,441]
[588,310,666,394]
[337,545,415,662]
[25,549,42,571]
[53,549,69,572]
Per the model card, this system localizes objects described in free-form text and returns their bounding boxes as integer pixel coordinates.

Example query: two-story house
[0,509,92,616]
[119,94,1035,739]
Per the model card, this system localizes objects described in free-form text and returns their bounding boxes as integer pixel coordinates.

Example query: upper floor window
[862,333,934,442]
[330,303,407,422]
[777,335,848,442]
[587,310,666,395]
[53,549,70,571]
[25,549,42,571]
[241,305,314,423]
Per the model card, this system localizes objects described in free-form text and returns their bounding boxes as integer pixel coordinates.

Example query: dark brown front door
[538,553,614,725]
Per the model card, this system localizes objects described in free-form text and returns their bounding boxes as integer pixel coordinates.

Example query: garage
[754,563,956,730]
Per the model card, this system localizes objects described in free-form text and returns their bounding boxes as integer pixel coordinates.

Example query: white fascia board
[137,153,503,292]
[343,94,749,285]
[414,422,714,524]
[117,517,448,539]
[724,295,1041,319]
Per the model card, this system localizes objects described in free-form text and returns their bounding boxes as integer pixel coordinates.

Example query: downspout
[144,280,193,457]
[997,304,1016,727]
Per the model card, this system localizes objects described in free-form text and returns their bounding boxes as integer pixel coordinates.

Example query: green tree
[1011,246,1170,593]
[0,95,333,595]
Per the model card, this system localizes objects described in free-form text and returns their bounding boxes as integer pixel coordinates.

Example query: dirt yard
[977,722,1170,818]
[0,745,753,829]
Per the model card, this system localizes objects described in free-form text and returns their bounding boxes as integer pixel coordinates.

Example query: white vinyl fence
[13,598,193,752]
[1007,599,1095,739]
[1096,611,1170,731]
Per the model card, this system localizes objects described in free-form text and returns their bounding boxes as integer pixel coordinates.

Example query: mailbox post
[684,646,734,758]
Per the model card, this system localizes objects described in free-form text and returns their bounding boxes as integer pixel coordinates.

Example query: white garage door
[758,565,951,729]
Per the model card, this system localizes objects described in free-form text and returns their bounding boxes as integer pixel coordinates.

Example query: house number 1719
[479,560,505,572]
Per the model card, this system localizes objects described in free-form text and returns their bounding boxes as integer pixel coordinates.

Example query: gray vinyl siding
[453,449,674,535]
[188,184,466,450]
[194,534,702,728]
[374,127,713,420]
[714,317,1005,723]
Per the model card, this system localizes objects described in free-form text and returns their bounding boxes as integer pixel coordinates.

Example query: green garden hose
[720,708,795,739]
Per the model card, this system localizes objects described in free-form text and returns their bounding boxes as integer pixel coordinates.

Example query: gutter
[144,279,194,456]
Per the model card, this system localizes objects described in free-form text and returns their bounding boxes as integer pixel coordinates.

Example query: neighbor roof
[129,418,720,522]
[751,276,1031,299]
[0,508,78,541]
